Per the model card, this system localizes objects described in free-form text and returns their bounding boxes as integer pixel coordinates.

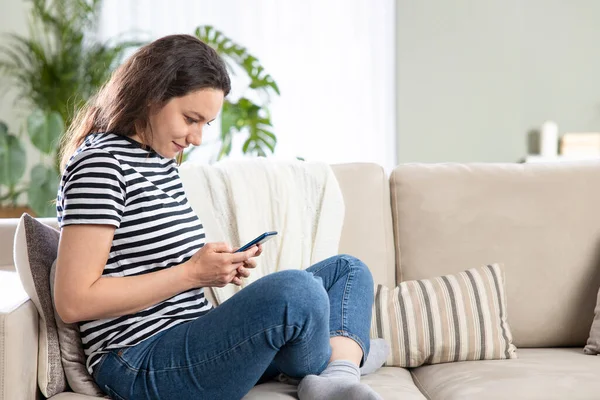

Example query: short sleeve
[57,149,126,228]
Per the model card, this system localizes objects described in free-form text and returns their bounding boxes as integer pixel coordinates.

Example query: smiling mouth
[173,142,185,151]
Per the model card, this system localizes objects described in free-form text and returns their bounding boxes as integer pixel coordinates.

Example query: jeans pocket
[104,385,127,400]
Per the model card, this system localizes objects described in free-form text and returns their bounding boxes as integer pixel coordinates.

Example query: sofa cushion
[372,263,516,367]
[361,367,427,400]
[242,382,300,399]
[242,367,426,400]
[390,162,600,347]
[52,394,105,399]
[49,366,426,400]
[584,285,600,354]
[412,348,600,400]
[13,213,66,397]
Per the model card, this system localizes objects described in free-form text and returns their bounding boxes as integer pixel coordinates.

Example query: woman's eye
[185,116,198,124]
[206,122,212,127]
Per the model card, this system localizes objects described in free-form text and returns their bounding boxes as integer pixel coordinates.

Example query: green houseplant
[0,2,280,215]
[0,120,28,216]
[0,0,138,216]
[190,26,280,161]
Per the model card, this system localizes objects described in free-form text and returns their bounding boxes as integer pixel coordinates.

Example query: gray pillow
[14,213,66,397]
[49,260,106,396]
[14,213,105,397]
[584,287,600,355]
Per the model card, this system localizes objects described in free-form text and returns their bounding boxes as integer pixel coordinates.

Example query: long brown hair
[59,34,230,172]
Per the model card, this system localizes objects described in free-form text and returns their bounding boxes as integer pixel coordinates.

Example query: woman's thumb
[208,242,233,253]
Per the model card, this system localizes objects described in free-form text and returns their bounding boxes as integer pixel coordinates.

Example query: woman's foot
[360,338,391,376]
[297,360,383,400]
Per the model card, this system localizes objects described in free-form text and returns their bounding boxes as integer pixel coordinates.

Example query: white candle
[540,120,559,157]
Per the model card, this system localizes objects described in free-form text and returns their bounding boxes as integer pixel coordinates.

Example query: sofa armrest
[0,271,39,400]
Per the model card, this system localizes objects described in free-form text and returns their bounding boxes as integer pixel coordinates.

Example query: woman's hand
[184,242,260,288]
[232,244,263,285]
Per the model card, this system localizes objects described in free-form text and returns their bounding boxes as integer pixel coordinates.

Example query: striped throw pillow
[370,263,517,367]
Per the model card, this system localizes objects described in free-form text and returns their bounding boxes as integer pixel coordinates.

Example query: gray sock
[360,339,391,376]
[297,360,383,400]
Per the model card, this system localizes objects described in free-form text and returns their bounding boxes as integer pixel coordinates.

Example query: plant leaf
[220,100,241,138]
[242,137,251,153]
[193,25,280,160]
[217,132,233,161]
[27,109,64,154]
[194,25,279,96]
[0,0,140,128]
[28,164,59,217]
[258,129,276,152]
[0,134,26,187]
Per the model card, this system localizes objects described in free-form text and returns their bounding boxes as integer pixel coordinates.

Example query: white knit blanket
[178,158,345,305]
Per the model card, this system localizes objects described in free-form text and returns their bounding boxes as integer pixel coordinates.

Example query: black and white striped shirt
[57,132,213,374]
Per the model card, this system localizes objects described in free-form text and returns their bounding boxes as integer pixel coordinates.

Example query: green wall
[396,0,600,163]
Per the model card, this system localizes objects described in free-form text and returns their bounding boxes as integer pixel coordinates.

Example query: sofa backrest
[390,162,600,348]
[0,164,397,289]
[0,219,18,270]
[0,217,58,271]
[331,163,396,288]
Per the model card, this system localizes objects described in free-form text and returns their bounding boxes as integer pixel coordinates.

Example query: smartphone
[235,231,278,253]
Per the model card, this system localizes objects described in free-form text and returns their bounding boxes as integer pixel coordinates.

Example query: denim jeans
[93,254,374,400]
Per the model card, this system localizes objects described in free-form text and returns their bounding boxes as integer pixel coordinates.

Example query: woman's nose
[187,129,202,146]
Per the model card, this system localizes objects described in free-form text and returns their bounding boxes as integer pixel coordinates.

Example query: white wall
[98,0,397,171]
[397,0,600,163]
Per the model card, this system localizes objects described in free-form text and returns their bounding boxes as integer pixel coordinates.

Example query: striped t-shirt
[56,132,213,374]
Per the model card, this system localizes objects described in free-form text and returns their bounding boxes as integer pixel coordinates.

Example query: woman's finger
[236,266,251,278]
[229,246,259,264]
[231,276,242,286]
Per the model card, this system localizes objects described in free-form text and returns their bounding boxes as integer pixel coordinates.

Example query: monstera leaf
[218,97,276,160]
[195,25,279,160]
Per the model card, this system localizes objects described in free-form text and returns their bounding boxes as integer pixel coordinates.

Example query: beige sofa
[2,161,600,399]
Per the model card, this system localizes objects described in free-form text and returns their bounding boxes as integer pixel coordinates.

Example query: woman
[54,34,381,400]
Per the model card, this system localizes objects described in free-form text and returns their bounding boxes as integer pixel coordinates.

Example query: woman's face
[134,88,224,159]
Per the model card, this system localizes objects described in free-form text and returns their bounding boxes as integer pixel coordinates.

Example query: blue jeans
[93,254,374,400]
